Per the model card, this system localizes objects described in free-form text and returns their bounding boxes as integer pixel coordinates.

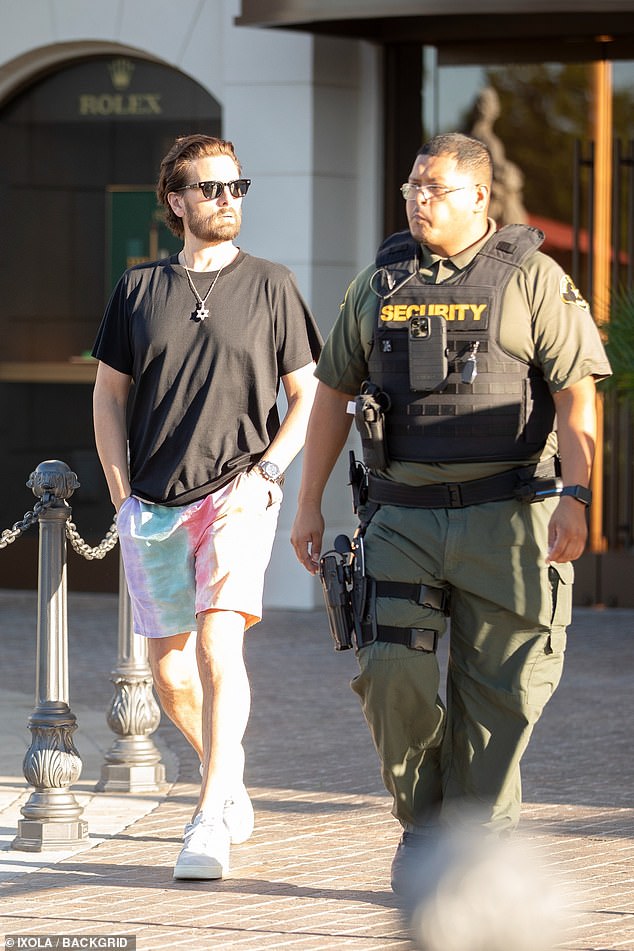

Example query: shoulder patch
[340,279,356,310]
[560,274,589,310]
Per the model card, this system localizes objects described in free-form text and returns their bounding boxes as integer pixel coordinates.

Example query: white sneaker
[199,764,255,845]
[173,812,230,880]
[223,784,255,844]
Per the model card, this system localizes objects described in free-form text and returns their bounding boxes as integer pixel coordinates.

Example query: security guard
[291,133,611,895]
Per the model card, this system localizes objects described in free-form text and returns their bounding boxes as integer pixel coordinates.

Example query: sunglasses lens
[229,179,250,197]
[197,180,250,199]
[200,181,223,199]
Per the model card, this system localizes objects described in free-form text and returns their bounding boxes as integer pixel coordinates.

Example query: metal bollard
[96,554,166,793]
[13,460,89,851]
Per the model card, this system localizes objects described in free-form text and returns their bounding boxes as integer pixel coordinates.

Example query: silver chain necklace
[182,264,225,321]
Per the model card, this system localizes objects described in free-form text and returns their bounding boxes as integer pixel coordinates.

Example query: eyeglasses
[174,179,251,200]
[401,183,468,202]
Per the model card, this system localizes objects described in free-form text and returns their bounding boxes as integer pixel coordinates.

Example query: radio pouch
[354,382,391,470]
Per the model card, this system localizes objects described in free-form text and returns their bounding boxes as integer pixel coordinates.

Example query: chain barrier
[66,518,118,560]
[0,494,56,549]
[0,495,118,560]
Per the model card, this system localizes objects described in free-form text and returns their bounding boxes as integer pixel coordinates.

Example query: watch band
[560,484,592,506]
[254,460,282,484]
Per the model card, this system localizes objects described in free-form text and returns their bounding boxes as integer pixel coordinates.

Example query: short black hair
[417,133,493,187]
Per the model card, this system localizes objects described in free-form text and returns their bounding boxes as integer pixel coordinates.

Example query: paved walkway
[0,589,632,950]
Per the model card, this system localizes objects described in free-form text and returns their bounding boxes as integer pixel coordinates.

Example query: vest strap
[358,623,439,653]
[374,580,449,613]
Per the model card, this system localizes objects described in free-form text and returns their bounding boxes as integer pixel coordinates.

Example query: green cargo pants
[350,494,573,833]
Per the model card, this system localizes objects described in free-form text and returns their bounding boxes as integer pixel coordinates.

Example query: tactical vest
[363,224,556,464]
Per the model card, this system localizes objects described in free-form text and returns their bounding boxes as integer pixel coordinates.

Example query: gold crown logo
[108,58,135,91]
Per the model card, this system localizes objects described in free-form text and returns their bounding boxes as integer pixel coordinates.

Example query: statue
[467,86,529,226]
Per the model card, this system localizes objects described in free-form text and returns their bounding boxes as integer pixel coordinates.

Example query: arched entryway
[0,51,221,589]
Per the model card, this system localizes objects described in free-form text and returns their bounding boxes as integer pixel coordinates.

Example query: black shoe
[390,831,428,897]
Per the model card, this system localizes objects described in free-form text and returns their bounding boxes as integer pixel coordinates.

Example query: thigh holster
[319,532,450,655]
[356,579,449,654]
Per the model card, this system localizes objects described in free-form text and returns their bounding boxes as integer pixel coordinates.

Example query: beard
[187,205,242,242]
[407,213,431,245]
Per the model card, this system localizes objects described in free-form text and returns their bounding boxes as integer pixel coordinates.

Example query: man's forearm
[262,365,318,473]
[547,376,597,563]
[552,377,597,486]
[93,391,131,510]
[291,382,354,571]
[297,383,354,506]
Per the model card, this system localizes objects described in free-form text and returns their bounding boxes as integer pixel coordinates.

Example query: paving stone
[0,591,633,949]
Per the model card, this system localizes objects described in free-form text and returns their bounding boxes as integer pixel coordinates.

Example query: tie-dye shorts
[116,470,282,637]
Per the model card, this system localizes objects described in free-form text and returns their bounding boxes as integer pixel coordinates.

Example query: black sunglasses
[174,179,251,200]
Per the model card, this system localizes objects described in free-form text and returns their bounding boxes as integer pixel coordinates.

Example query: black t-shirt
[92,251,322,504]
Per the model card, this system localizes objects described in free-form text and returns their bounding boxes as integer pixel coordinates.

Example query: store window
[421,48,634,563]
[422,50,634,284]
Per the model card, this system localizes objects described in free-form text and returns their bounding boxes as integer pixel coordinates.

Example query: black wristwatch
[560,484,592,506]
[254,460,283,484]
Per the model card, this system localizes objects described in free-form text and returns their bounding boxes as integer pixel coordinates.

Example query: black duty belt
[367,459,558,509]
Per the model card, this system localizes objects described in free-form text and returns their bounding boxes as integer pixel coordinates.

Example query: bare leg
[147,631,204,761]
[147,613,250,822]
[196,608,250,819]
[162,615,243,880]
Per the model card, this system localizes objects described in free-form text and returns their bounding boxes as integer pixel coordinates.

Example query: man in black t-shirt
[93,134,321,881]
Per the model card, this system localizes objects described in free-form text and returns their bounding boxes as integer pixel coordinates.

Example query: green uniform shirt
[316,220,612,486]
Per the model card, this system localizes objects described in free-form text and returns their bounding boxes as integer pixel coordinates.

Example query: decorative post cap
[28,460,80,501]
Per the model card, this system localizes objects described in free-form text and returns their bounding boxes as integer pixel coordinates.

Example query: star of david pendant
[195,303,209,321]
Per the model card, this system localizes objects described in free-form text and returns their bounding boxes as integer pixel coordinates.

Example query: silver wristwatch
[254,460,283,484]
